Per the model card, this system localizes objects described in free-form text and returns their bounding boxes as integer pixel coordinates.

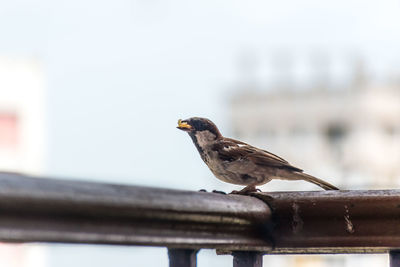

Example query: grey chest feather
[194,130,217,147]
[192,131,217,164]
[193,131,226,173]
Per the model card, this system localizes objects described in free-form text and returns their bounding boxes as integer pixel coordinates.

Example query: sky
[0,0,399,266]
[1,0,400,190]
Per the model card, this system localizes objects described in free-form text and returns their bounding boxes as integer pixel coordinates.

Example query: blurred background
[1,0,400,266]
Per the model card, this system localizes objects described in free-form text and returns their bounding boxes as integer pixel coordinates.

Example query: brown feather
[289,172,339,190]
[213,138,302,172]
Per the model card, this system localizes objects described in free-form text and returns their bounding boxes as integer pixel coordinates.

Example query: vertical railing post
[232,251,263,267]
[168,248,198,267]
[390,251,400,267]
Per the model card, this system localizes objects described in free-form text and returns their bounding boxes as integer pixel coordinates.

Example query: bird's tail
[292,172,339,190]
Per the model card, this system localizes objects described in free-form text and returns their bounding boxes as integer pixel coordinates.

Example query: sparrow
[177,117,339,193]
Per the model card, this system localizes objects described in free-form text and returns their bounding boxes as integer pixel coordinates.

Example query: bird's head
[177,117,222,140]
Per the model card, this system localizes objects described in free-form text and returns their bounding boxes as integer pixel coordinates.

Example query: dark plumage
[177,117,339,193]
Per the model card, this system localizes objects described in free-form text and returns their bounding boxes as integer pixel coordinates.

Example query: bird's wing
[214,138,303,171]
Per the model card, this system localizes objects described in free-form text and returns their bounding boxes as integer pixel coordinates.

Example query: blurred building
[0,56,47,267]
[0,56,46,174]
[230,58,400,190]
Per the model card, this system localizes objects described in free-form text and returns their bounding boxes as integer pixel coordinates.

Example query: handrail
[256,190,400,254]
[0,173,399,256]
[0,173,271,251]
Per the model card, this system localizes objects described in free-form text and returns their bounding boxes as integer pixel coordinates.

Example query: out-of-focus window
[0,112,18,151]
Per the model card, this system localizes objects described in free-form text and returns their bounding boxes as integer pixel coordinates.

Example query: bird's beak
[177,119,192,131]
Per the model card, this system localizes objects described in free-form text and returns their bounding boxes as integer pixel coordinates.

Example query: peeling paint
[344,204,355,234]
[292,202,303,234]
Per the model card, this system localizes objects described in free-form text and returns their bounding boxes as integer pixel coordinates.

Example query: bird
[177,117,339,194]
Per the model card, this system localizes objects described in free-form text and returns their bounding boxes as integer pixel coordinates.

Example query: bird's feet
[198,189,227,195]
[230,185,261,195]
[212,190,227,195]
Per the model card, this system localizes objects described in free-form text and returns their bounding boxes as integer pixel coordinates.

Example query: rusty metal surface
[254,190,400,254]
[0,173,271,250]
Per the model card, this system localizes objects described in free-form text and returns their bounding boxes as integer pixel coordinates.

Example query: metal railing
[0,172,399,266]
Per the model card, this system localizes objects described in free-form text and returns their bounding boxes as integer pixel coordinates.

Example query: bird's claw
[212,190,226,195]
[198,189,227,195]
[229,185,261,195]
